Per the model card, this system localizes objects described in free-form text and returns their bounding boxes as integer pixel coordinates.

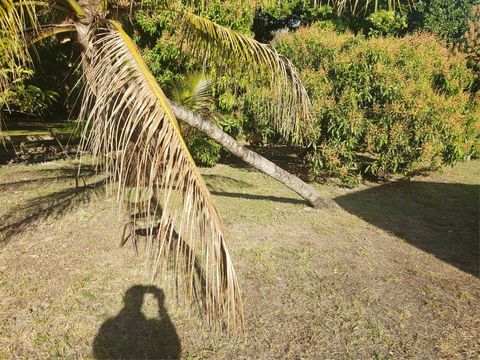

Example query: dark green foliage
[251,1,415,41]
[252,2,338,42]
[195,0,254,33]
[187,132,222,166]
[0,40,64,118]
[28,38,81,116]
[411,0,479,42]
[274,27,479,184]
[1,8,81,119]
[3,85,58,116]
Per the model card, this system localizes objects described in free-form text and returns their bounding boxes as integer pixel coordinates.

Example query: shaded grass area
[0,120,72,136]
[335,181,479,276]
[0,160,478,359]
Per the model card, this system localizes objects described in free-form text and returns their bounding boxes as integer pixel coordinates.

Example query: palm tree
[0,0,336,332]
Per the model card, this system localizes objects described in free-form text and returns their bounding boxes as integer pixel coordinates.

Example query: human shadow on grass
[334,181,480,276]
[93,285,181,360]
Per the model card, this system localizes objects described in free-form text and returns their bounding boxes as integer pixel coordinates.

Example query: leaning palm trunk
[171,103,338,209]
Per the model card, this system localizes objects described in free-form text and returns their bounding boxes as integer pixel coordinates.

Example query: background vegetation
[275,27,479,184]
[1,0,479,185]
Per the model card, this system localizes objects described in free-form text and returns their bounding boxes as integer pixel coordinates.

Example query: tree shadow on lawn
[202,174,252,192]
[0,178,104,247]
[210,190,306,205]
[93,285,181,360]
[203,174,306,205]
[334,181,480,276]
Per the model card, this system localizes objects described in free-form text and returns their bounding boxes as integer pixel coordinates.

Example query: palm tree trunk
[171,103,338,209]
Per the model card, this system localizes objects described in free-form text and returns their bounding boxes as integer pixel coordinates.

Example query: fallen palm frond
[179,11,313,144]
[78,21,243,332]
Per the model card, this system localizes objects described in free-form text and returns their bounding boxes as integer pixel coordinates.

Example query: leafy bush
[412,0,479,42]
[457,5,480,73]
[275,27,479,184]
[3,85,58,116]
[367,10,407,36]
[187,133,222,167]
[0,64,59,117]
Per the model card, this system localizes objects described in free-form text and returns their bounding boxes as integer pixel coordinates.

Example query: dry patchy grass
[0,159,479,359]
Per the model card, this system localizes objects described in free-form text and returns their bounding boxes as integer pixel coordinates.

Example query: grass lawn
[0,159,478,359]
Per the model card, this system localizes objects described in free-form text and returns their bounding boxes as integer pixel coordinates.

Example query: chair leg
[132,232,139,256]
[120,223,131,247]
[120,222,132,248]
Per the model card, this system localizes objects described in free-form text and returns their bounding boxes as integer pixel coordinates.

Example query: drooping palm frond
[30,23,76,43]
[79,21,243,332]
[178,11,313,144]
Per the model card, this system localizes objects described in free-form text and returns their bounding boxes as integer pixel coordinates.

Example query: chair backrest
[124,187,154,204]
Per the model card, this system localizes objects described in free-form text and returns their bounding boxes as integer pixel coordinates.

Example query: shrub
[2,85,58,116]
[274,27,479,184]
[457,5,480,73]
[412,0,479,43]
[367,10,407,36]
[187,133,222,167]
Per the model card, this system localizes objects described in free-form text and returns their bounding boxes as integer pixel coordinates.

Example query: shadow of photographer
[93,285,181,359]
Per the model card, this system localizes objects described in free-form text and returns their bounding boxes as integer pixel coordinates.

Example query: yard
[0,159,478,359]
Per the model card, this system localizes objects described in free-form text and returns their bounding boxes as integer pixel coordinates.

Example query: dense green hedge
[412,0,479,43]
[274,27,479,184]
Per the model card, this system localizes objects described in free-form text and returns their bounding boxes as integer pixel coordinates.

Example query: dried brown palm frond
[178,11,313,144]
[78,20,243,332]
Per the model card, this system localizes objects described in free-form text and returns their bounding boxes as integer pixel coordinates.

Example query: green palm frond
[79,21,243,332]
[0,0,46,93]
[166,71,223,141]
[179,11,313,144]
[167,72,217,116]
